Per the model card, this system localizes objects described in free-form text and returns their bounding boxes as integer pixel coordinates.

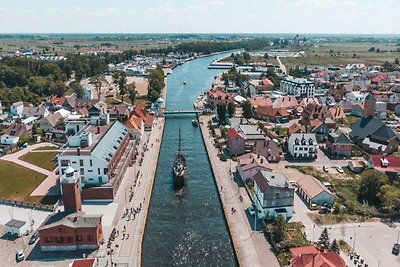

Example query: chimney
[97,126,101,134]
[77,148,80,156]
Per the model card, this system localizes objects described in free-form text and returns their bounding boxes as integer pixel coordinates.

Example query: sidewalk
[199,115,280,267]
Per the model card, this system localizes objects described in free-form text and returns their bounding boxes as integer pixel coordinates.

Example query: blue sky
[1,0,399,34]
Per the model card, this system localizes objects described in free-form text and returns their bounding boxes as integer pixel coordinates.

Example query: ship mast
[178,128,181,154]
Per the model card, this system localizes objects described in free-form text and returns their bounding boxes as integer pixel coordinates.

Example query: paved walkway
[1,143,60,196]
[199,115,279,267]
[96,117,165,267]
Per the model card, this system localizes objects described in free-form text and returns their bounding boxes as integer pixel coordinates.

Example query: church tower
[60,166,82,212]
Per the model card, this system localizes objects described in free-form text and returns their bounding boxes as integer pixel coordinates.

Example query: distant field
[280,42,400,69]
[19,151,58,171]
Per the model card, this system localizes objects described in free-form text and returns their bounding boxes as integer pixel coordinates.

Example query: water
[142,53,238,266]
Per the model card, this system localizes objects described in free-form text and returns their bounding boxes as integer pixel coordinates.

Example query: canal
[142,53,238,266]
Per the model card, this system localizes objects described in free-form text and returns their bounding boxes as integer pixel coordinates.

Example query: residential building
[345,91,366,103]
[22,105,50,119]
[227,128,246,156]
[253,106,289,123]
[287,133,317,160]
[1,123,32,145]
[369,154,400,179]
[350,94,399,154]
[10,101,24,117]
[254,138,282,163]
[124,115,144,140]
[326,129,352,158]
[109,104,130,120]
[272,96,299,110]
[297,175,335,206]
[348,160,364,173]
[290,245,346,267]
[57,115,133,200]
[206,88,231,109]
[38,113,63,132]
[280,76,315,98]
[253,170,294,220]
[237,153,272,182]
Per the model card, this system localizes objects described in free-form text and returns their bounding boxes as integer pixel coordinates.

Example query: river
[142,53,238,266]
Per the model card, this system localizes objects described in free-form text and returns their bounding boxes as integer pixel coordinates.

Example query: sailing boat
[172,128,188,189]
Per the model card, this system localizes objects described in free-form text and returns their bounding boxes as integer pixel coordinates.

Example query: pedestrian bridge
[162,109,203,114]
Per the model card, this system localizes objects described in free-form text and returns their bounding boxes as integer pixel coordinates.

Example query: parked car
[392,243,400,255]
[248,205,255,216]
[28,231,39,245]
[310,203,318,210]
[336,166,344,173]
[16,249,25,262]
[323,166,329,172]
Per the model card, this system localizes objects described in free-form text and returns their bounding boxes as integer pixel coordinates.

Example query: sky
[1,0,400,34]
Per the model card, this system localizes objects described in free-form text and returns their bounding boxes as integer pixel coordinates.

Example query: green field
[0,160,47,202]
[33,146,59,151]
[281,42,400,69]
[19,151,58,171]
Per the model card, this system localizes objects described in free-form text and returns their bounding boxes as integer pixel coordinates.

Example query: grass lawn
[19,151,58,171]
[338,115,360,127]
[106,95,150,108]
[0,160,47,202]
[276,222,309,266]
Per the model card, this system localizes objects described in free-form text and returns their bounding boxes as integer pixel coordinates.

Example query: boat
[183,81,187,85]
[172,128,188,189]
[192,119,199,127]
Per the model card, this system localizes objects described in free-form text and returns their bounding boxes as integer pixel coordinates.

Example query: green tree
[368,47,375,52]
[90,74,107,100]
[272,214,286,243]
[216,102,227,124]
[71,82,85,99]
[227,102,235,118]
[330,239,340,252]
[395,58,399,65]
[149,90,160,103]
[242,100,253,119]
[55,118,65,130]
[318,227,330,248]
[127,82,137,105]
[377,184,400,213]
[358,169,388,203]
[118,73,127,103]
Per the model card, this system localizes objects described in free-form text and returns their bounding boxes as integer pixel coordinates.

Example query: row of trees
[221,67,248,87]
[216,102,236,123]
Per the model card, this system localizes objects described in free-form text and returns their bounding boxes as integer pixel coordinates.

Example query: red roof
[207,88,228,100]
[290,246,346,267]
[50,96,65,106]
[71,259,96,267]
[370,155,400,173]
[227,128,239,141]
[144,115,155,127]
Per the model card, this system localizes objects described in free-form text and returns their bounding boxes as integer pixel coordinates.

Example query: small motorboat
[183,81,187,85]
[192,120,199,127]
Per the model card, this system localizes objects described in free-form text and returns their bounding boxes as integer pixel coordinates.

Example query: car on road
[28,231,39,245]
[248,205,255,216]
[336,166,344,173]
[323,166,329,172]
[392,243,400,255]
[16,249,25,262]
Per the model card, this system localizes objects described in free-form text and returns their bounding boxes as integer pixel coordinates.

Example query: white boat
[183,81,187,85]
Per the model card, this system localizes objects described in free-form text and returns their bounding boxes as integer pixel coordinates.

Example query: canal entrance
[142,53,238,266]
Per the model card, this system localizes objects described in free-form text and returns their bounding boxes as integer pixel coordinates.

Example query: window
[76,235,81,241]
[98,168,101,175]
[60,160,69,166]
[79,159,84,166]
[88,235,93,241]
[103,168,108,175]
[58,228,63,233]
[88,170,93,173]
[46,237,51,243]
[67,236,72,243]
[299,147,303,151]
[275,192,280,198]
[80,168,84,175]
[89,178,94,181]
[294,147,298,151]
[72,161,77,164]
[304,147,308,151]
[90,159,93,167]
[99,177,103,183]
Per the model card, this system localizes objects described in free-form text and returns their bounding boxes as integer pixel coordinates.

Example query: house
[369,154,400,179]
[49,96,66,111]
[280,76,316,98]
[350,94,399,154]
[290,245,346,267]
[130,104,154,131]
[124,115,144,140]
[109,104,130,120]
[87,102,107,117]
[250,96,273,109]
[273,96,299,110]
[22,105,50,119]
[206,88,230,109]
[71,259,97,267]
[351,103,364,117]
[0,134,19,145]
[38,113,63,132]
[345,91,366,103]
[297,175,335,206]
[254,138,282,163]
[348,160,364,173]
[10,101,24,117]
[5,219,28,237]
[227,128,246,156]
[287,133,317,160]
[253,170,294,220]
[237,153,272,182]
[375,101,387,120]
[328,106,345,121]
[1,123,32,145]
[57,116,132,199]
[339,100,353,113]
[326,129,352,158]
[253,106,289,123]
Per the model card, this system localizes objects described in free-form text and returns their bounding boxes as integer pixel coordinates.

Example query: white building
[375,101,387,120]
[279,76,315,98]
[5,219,28,237]
[10,101,24,117]
[253,170,294,221]
[287,133,317,160]
[58,116,131,186]
[0,134,19,145]
[237,153,272,182]
[345,91,366,103]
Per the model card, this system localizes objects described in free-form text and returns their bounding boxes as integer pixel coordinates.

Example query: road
[277,56,287,75]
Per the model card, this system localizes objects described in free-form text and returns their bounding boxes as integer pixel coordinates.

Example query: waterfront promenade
[199,115,280,267]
